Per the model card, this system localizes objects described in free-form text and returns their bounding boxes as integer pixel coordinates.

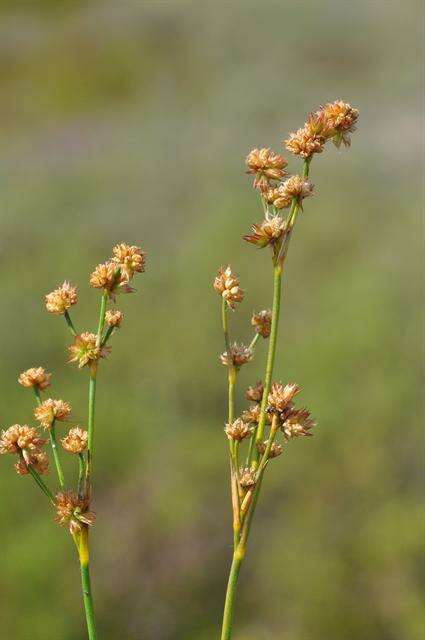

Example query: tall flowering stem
[217,100,359,639]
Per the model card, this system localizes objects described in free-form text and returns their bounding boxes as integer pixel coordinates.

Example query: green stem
[64,311,77,336]
[27,463,55,503]
[248,332,260,352]
[220,549,244,640]
[49,421,65,489]
[78,453,86,498]
[101,325,114,346]
[77,528,97,640]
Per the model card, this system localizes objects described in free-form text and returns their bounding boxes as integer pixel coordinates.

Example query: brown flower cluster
[239,467,256,489]
[15,451,49,476]
[61,427,88,454]
[245,381,264,402]
[213,266,244,309]
[90,243,146,298]
[246,148,288,189]
[257,439,283,459]
[267,382,316,439]
[220,343,252,368]
[285,100,359,157]
[34,399,71,429]
[225,418,253,442]
[244,215,287,248]
[105,309,123,328]
[68,332,111,368]
[251,310,272,338]
[0,424,47,473]
[55,490,96,534]
[18,367,51,390]
[45,282,78,315]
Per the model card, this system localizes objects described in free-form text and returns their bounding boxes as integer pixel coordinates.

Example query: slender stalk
[27,463,55,503]
[77,527,97,640]
[64,310,77,336]
[220,549,244,640]
[78,453,86,498]
[49,421,65,489]
[248,332,260,352]
[101,325,114,346]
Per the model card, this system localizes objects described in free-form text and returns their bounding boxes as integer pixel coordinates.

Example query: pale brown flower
[242,403,261,424]
[55,491,96,534]
[105,309,124,328]
[239,467,256,489]
[18,367,51,391]
[213,266,244,309]
[61,427,88,454]
[268,382,301,413]
[282,407,316,439]
[246,147,288,189]
[244,216,287,248]
[281,175,314,203]
[245,381,264,402]
[285,126,325,158]
[263,185,292,209]
[251,309,272,338]
[68,332,111,368]
[0,425,46,462]
[45,282,77,315]
[321,100,359,147]
[90,261,121,291]
[225,418,253,442]
[15,451,49,476]
[257,440,283,458]
[34,399,71,429]
[112,243,146,281]
[220,343,253,368]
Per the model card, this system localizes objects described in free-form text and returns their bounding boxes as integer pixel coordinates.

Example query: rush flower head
[245,381,264,402]
[263,185,292,210]
[220,343,253,368]
[0,425,46,461]
[55,491,96,535]
[34,399,71,429]
[244,215,287,248]
[246,147,288,189]
[18,366,51,391]
[321,100,359,147]
[257,440,283,459]
[105,309,124,328]
[239,467,256,489]
[282,407,316,439]
[285,126,325,159]
[242,403,261,424]
[89,261,130,297]
[61,427,88,454]
[68,332,111,368]
[251,310,272,338]
[15,451,49,476]
[281,175,314,203]
[213,266,244,309]
[45,281,78,315]
[268,382,301,413]
[112,243,146,281]
[225,418,253,442]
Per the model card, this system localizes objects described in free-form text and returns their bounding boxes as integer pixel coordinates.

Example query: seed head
[225,418,253,442]
[15,451,49,476]
[239,467,256,489]
[257,440,283,459]
[0,425,46,459]
[89,261,129,296]
[112,243,146,281]
[45,282,78,315]
[320,100,359,147]
[246,148,288,189]
[68,332,111,368]
[282,407,316,439]
[281,175,314,203]
[220,343,253,368]
[268,382,301,413]
[244,216,287,248]
[242,403,261,424]
[245,381,264,402]
[55,491,96,535]
[263,185,292,209]
[61,427,88,454]
[18,367,51,391]
[251,309,272,338]
[34,399,71,429]
[105,309,124,328]
[213,266,244,309]
[285,126,325,158]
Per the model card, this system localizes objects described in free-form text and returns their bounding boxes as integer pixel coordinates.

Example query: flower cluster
[220,343,253,368]
[267,382,316,439]
[0,424,47,473]
[55,490,96,534]
[251,310,272,338]
[213,266,244,309]
[89,243,146,298]
[34,399,71,429]
[61,427,88,454]
[18,367,51,390]
[68,332,111,368]
[246,148,288,189]
[45,282,78,315]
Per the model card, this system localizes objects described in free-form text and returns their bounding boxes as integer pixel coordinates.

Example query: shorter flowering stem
[101,325,114,346]
[49,421,65,489]
[220,548,244,640]
[78,453,86,498]
[64,311,77,336]
[76,527,97,640]
[27,461,55,503]
[248,333,260,352]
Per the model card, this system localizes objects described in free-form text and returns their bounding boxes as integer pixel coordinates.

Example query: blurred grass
[0,1,422,639]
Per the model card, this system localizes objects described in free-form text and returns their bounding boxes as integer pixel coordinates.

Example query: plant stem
[220,548,244,640]
[64,311,77,336]
[49,421,65,489]
[27,463,55,503]
[77,527,97,640]
[78,453,86,498]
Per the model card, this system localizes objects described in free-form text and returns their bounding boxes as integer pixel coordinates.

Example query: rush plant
[214,100,359,639]
[0,243,146,639]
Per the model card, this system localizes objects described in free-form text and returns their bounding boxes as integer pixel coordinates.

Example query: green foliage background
[0,1,422,638]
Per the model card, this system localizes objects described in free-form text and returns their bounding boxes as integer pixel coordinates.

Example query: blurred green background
[0,1,422,639]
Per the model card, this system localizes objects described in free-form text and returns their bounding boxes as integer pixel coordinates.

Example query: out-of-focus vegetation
[0,1,422,639]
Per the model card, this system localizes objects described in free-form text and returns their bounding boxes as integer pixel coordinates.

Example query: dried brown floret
[220,343,253,368]
[68,332,111,368]
[112,243,146,281]
[245,381,264,402]
[282,407,316,439]
[244,216,287,248]
[321,100,359,147]
[239,467,256,489]
[268,382,301,413]
[15,451,49,475]
[55,490,96,535]
[45,282,78,315]
[246,147,288,189]
[251,310,272,338]
[213,266,244,309]
[225,418,253,442]
[285,126,325,158]
[105,309,124,328]
[18,367,51,390]
[61,427,88,454]
[280,176,314,203]
[257,440,283,459]
[0,425,46,462]
[34,399,71,429]
[263,185,292,209]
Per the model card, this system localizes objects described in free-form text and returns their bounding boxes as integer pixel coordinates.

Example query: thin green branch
[64,311,77,336]
[49,421,65,489]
